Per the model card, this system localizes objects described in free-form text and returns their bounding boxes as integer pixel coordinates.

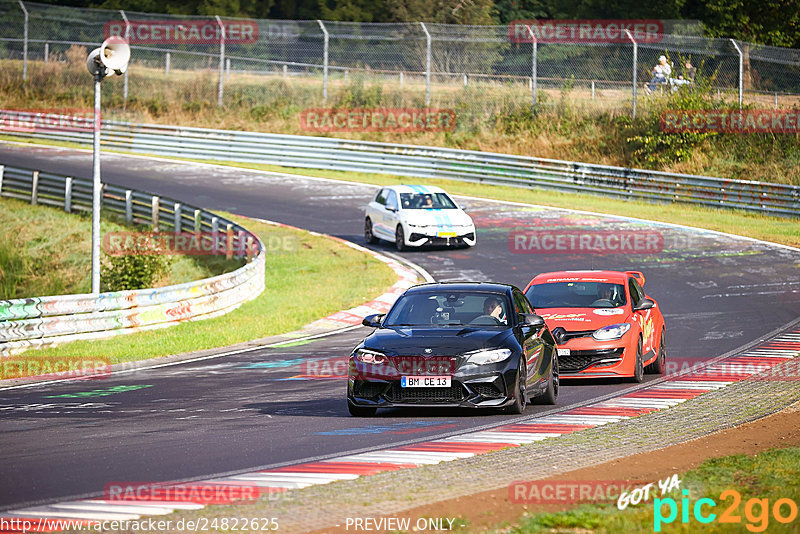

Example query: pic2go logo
[654,489,799,532]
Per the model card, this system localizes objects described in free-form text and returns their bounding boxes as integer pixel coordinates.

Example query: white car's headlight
[592,323,631,341]
[354,348,387,364]
[465,348,512,365]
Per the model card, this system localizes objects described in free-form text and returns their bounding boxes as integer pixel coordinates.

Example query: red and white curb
[3,329,798,529]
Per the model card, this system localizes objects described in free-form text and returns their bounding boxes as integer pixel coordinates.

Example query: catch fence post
[317,20,329,104]
[120,10,130,101]
[625,29,637,118]
[420,22,431,106]
[730,39,744,109]
[215,15,225,107]
[18,1,28,81]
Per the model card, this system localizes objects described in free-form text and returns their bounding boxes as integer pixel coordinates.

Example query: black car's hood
[364,326,513,355]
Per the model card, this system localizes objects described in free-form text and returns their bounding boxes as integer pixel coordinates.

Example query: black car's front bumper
[348,358,520,409]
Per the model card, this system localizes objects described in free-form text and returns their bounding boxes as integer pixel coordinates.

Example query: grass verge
[0,196,240,299]
[16,213,396,364]
[3,55,799,184]
[503,445,800,533]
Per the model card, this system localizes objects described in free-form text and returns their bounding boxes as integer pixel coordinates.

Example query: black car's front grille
[355,381,388,399]
[471,382,504,398]
[386,382,467,403]
[560,348,624,373]
[391,356,457,376]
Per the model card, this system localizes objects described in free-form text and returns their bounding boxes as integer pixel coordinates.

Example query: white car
[364,185,477,251]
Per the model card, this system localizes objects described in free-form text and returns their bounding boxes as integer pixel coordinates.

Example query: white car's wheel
[395,225,406,252]
[364,218,378,244]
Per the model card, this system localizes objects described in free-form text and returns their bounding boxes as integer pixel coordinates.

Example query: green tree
[568,0,686,19]
[318,0,390,21]
[692,0,800,48]
[493,0,572,24]
[387,0,498,24]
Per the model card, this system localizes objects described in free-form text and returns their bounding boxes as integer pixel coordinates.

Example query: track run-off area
[1,142,799,523]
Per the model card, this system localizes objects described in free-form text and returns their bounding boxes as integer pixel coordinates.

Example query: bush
[101,254,171,292]
[626,61,723,166]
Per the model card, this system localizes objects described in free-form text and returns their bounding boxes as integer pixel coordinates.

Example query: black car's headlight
[464,348,512,365]
[354,348,387,364]
[592,323,631,341]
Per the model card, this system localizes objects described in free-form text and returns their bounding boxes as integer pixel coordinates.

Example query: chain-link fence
[2,0,800,122]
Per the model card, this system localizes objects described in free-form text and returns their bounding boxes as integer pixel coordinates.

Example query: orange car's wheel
[645,330,666,374]
[630,337,644,383]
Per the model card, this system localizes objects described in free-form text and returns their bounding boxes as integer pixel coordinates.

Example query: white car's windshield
[384,291,509,327]
[526,282,627,308]
[400,193,457,210]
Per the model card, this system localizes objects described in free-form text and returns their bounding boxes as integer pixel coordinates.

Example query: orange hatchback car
[523,270,666,382]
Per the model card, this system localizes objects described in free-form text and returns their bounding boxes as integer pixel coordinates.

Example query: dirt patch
[312,401,800,533]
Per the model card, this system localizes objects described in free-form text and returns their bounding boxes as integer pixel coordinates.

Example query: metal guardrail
[0,162,266,357]
[2,110,798,217]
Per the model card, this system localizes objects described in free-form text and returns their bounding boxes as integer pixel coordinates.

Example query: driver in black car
[483,296,507,324]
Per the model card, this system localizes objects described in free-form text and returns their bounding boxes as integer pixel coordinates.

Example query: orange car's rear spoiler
[625,271,646,287]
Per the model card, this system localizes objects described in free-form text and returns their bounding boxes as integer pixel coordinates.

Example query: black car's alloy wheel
[535,353,559,405]
[505,358,527,414]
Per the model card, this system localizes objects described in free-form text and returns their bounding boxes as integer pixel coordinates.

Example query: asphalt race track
[1,143,799,510]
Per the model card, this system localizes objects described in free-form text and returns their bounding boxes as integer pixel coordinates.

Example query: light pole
[86,37,130,294]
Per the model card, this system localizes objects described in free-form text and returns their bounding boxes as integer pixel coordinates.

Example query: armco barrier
[0,162,265,357]
[2,110,799,217]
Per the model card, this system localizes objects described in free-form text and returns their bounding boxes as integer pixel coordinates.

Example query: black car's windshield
[400,192,457,210]
[525,282,627,309]
[384,291,509,328]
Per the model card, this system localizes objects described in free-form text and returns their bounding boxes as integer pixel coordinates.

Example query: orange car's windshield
[525,282,626,309]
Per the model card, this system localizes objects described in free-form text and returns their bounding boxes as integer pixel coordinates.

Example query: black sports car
[347,282,559,416]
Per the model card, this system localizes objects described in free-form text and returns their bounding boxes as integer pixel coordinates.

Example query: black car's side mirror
[520,313,545,328]
[362,313,385,328]
[634,298,654,311]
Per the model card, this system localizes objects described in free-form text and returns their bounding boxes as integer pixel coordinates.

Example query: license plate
[437,231,457,238]
[401,376,451,387]
[557,348,571,356]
